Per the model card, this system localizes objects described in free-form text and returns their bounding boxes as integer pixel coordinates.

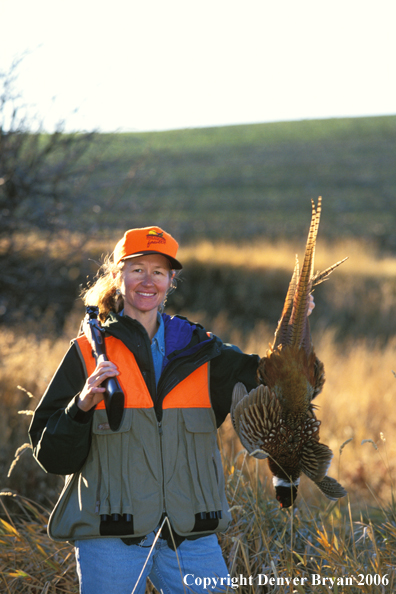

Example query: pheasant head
[231,197,347,507]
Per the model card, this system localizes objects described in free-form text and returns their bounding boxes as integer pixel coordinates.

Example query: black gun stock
[83,306,125,431]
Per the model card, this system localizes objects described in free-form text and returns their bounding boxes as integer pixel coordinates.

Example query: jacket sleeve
[28,342,94,475]
[209,340,260,427]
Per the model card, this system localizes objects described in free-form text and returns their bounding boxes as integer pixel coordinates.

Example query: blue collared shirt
[151,313,165,387]
[119,310,165,387]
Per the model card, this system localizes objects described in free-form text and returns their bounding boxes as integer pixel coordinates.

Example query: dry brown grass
[1,477,395,593]
[0,311,83,505]
[0,492,78,593]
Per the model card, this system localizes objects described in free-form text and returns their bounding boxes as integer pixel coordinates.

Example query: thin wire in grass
[130,516,187,594]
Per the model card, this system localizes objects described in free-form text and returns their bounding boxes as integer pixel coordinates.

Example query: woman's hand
[77,360,119,412]
[308,294,315,316]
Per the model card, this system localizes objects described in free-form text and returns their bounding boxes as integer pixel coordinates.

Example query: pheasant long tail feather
[288,197,321,348]
[272,255,299,349]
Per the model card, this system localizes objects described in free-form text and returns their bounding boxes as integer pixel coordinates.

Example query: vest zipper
[95,457,103,514]
[158,421,166,514]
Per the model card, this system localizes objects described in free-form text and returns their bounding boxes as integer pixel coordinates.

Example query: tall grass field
[1,115,396,591]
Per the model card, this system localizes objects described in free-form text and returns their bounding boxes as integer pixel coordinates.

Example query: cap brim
[121,251,183,270]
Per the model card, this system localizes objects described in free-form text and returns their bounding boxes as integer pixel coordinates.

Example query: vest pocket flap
[182,408,216,433]
[92,408,132,434]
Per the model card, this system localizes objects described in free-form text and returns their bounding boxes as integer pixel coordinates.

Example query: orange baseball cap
[113,226,182,269]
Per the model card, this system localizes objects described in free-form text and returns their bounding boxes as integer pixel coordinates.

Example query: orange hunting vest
[75,334,212,410]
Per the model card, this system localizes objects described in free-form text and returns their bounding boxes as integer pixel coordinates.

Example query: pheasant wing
[300,429,347,500]
[300,440,333,482]
[315,475,347,500]
[231,383,282,460]
[230,382,248,435]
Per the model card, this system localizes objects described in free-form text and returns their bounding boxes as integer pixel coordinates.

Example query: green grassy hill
[83,115,396,250]
[2,115,396,334]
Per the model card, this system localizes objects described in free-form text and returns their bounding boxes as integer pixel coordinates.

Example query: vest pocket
[177,409,222,520]
[92,409,133,517]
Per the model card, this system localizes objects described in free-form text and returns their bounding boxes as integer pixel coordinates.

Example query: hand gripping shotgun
[83,305,125,431]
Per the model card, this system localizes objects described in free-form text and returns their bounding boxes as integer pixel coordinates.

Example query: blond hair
[81,256,122,322]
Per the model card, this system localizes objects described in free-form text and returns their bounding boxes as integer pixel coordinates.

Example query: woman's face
[118,253,172,318]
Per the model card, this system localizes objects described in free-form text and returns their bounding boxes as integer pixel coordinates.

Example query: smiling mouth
[137,292,156,297]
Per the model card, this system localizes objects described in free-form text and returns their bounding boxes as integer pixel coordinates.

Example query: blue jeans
[75,532,230,594]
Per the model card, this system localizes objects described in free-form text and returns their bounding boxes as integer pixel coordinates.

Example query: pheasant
[231,197,347,508]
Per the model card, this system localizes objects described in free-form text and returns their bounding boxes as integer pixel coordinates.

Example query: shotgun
[83,305,125,431]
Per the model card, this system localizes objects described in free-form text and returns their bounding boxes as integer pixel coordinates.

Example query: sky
[1,0,395,133]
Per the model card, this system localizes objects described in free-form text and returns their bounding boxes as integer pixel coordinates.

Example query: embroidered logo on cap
[146,229,166,247]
